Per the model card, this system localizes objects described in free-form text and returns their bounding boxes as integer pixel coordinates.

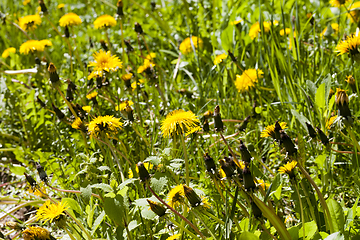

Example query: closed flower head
[87,115,122,138]
[19,15,41,31]
[89,49,122,74]
[59,13,82,27]
[94,14,117,29]
[235,69,264,92]
[161,109,200,137]
[179,36,203,54]
[22,226,50,240]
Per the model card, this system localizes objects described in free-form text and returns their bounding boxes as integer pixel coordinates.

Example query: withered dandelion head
[249,21,271,39]
[20,40,45,54]
[2,47,16,58]
[348,2,360,22]
[235,69,264,92]
[89,49,122,74]
[36,200,68,224]
[86,91,98,100]
[166,234,182,240]
[94,14,117,29]
[19,15,41,31]
[116,100,134,111]
[167,184,185,208]
[279,161,297,178]
[330,0,350,7]
[326,115,338,129]
[161,109,201,137]
[59,13,82,27]
[87,115,123,138]
[179,36,203,55]
[22,226,50,240]
[261,122,287,138]
[214,53,227,65]
[335,88,349,105]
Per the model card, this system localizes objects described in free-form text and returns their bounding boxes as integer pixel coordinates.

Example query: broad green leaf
[150,177,168,193]
[9,164,26,176]
[80,185,92,203]
[91,183,113,193]
[299,220,317,239]
[324,232,344,240]
[91,210,105,235]
[239,232,259,240]
[315,83,326,111]
[220,25,234,51]
[315,154,327,169]
[327,199,345,232]
[145,156,161,165]
[104,196,125,225]
[63,198,82,215]
[288,226,299,240]
[290,109,309,131]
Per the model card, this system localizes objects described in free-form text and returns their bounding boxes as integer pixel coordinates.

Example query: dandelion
[22,226,50,240]
[161,109,201,137]
[335,88,351,117]
[39,39,52,47]
[137,61,155,74]
[36,200,68,225]
[330,0,350,7]
[94,14,117,29]
[27,184,47,198]
[71,118,86,132]
[87,115,123,138]
[256,179,270,191]
[326,115,338,129]
[230,19,242,25]
[179,36,203,55]
[89,49,122,74]
[82,106,91,113]
[57,3,65,9]
[128,162,153,178]
[167,184,185,208]
[320,23,339,37]
[59,13,82,27]
[278,161,297,178]
[166,234,181,240]
[280,28,291,36]
[116,100,134,111]
[348,2,360,23]
[261,122,287,138]
[2,47,16,58]
[86,91,98,100]
[23,0,30,5]
[131,79,145,90]
[214,53,227,65]
[88,71,102,80]
[235,69,264,92]
[144,52,156,65]
[249,21,271,39]
[19,15,41,31]
[20,40,45,54]
[121,73,133,81]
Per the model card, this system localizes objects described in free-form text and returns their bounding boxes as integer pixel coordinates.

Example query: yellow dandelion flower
[27,184,47,198]
[280,28,291,36]
[335,34,360,56]
[330,0,350,7]
[137,61,155,74]
[161,109,201,137]
[121,73,133,81]
[23,0,30,5]
[261,122,287,138]
[20,40,45,54]
[87,115,123,138]
[219,168,226,179]
[71,118,83,130]
[88,71,102,80]
[348,2,360,22]
[22,226,50,240]
[179,36,203,55]
[39,39,52,47]
[278,161,297,178]
[326,115,338,129]
[94,14,117,29]
[346,75,355,84]
[82,106,91,113]
[116,100,134,111]
[214,53,227,65]
[19,15,41,31]
[230,19,242,25]
[36,200,68,224]
[57,3,65,9]
[131,79,145,90]
[167,184,185,208]
[89,49,122,74]
[166,234,181,240]
[249,21,271,39]
[235,69,264,92]
[2,47,16,58]
[256,179,270,191]
[59,13,82,27]
[200,195,211,209]
[144,52,156,65]
[86,91,98,100]
[321,23,340,37]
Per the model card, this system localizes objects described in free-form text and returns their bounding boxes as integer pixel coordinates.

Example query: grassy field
[1,0,360,239]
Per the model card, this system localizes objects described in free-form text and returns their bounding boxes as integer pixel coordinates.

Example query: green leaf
[63,198,82,215]
[288,226,299,240]
[315,154,327,169]
[9,164,26,176]
[220,25,234,51]
[324,232,344,240]
[104,196,125,225]
[150,177,168,193]
[315,83,326,111]
[91,183,113,193]
[145,156,161,165]
[80,185,92,203]
[299,220,318,239]
[91,210,105,235]
[290,109,309,131]
[239,232,259,240]
[327,199,345,232]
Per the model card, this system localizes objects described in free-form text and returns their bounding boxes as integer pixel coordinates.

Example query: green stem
[180,134,190,185]
[293,180,305,239]
[167,217,201,240]
[192,208,217,239]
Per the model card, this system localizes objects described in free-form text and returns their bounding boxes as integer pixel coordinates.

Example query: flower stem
[166,217,201,240]
[180,134,190,185]
[293,179,305,239]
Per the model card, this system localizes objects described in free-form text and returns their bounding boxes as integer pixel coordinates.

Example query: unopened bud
[36,96,46,108]
[48,63,59,84]
[280,131,297,156]
[66,85,74,102]
[243,165,256,191]
[219,159,235,178]
[117,0,124,17]
[202,119,210,132]
[274,121,282,141]
[316,127,329,146]
[203,152,216,174]
[183,185,202,207]
[64,25,70,38]
[239,140,252,164]
[237,115,250,132]
[213,105,223,132]
[39,0,48,14]
[137,162,150,182]
[24,173,37,187]
[135,22,143,34]
[227,50,237,62]
[147,199,166,217]
[35,162,48,183]
[306,122,317,139]
[251,200,262,218]
[100,39,108,52]
[52,103,65,120]
[335,88,351,118]
[125,40,134,52]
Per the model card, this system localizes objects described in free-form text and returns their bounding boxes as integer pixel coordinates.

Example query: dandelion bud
[305,122,317,139]
[280,130,297,156]
[117,0,124,17]
[35,162,48,183]
[147,199,166,217]
[36,96,46,108]
[134,22,143,34]
[202,119,210,132]
[137,162,150,182]
[48,63,60,84]
[329,88,335,99]
[251,200,262,218]
[203,152,216,174]
[24,173,37,187]
[316,127,329,146]
[219,159,235,178]
[35,57,41,65]
[6,222,24,230]
[239,140,252,164]
[227,50,237,62]
[51,103,65,120]
[274,121,282,141]
[213,105,223,132]
[203,110,213,120]
[335,88,351,118]
[100,39,108,52]
[66,85,74,102]
[177,89,193,98]
[89,37,94,48]
[125,104,134,121]
[125,40,134,52]
[237,115,250,132]
[96,76,103,89]
[64,25,70,38]
[243,165,256,191]
[306,12,314,26]
[39,0,48,14]
[346,75,357,93]
[183,185,202,207]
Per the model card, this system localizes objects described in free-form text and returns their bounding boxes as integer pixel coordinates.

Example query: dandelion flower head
[166,234,182,240]
[214,53,227,65]
[128,162,153,178]
[20,40,45,54]
[249,21,271,39]
[326,115,338,129]
[121,73,133,81]
[144,53,156,65]
[58,3,65,9]
[87,115,123,138]
[23,0,30,5]
[167,184,185,208]
[179,36,203,55]
[235,69,264,92]
[330,0,350,7]
[82,106,91,113]
[71,118,83,130]
[86,91,98,100]
[19,15,41,31]
[22,226,50,240]
[131,79,145,90]
[88,71,103,80]
[335,34,360,56]
[321,23,340,37]
[89,49,122,74]
[230,19,242,25]
[348,2,360,23]
[94,14,117,29]
[161,109,201,137]
[261,122,287,138]
[59,13,82,27]
[280,28,291,36]
[278,161,297,178]
[36,200,68,224]
[116,100,134,111]
[2,47,16,58]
